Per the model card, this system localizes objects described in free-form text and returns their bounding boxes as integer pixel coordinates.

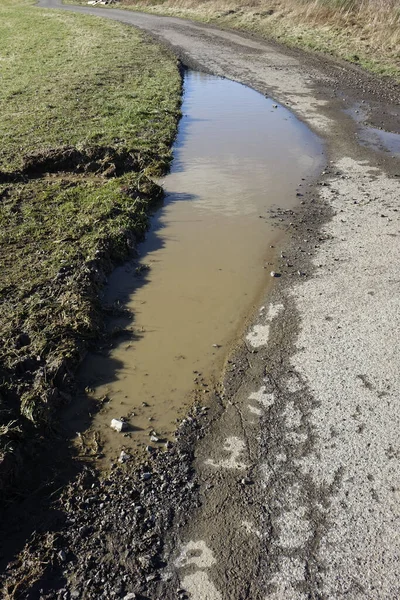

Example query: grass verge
[0,0,181,497]
[112,0,400,81]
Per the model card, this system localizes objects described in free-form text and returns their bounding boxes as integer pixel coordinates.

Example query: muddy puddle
[73,71,323,463]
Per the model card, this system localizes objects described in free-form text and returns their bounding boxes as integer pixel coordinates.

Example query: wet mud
[345,103,400,157]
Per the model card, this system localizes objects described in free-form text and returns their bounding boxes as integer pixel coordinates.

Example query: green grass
[0,1,179,172]
[0,0,181,491]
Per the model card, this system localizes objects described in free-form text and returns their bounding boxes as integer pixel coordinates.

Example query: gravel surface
[2,2,400,598]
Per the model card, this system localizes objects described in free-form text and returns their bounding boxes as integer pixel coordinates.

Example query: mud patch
[346,103,400,157]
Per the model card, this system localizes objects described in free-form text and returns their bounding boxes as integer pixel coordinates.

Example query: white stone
[110,418,127,432]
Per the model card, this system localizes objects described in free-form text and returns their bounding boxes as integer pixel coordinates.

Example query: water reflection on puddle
[73,71,323,463]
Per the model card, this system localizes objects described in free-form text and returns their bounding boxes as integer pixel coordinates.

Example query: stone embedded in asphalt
[241,477,254,485]
[110,418,127,432]
[142,472,152,480]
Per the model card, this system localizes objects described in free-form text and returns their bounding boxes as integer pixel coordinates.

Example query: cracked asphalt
[13,1,400,598]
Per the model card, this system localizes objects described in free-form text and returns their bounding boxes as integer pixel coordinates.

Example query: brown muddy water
[73,71,323,463]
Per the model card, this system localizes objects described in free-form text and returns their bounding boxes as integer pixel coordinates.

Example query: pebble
[270,271,280,277]
[142,472,152,481]
[58,549,67,562]
[110,419,127,432]
[241,477,254,485]
[118,451,130,463]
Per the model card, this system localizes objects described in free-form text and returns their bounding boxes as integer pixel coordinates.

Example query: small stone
[272,104,278,108]
[270,271,280,277]
[79,525,92,538]
[118,450,130,463]
[142,472,152,480]
[110,419,127,432]
[58,550,67,562]
[123,594,137,600]
[241,477,253,485]
[150,435,159,443]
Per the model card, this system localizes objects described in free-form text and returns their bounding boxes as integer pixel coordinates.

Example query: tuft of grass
[115,0,400,80]
[0,0,181,494]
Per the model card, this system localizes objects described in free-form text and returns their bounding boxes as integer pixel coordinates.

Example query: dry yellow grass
[121,0,400,79]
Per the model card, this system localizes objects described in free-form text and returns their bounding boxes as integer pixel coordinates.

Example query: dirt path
[11,2,400,598]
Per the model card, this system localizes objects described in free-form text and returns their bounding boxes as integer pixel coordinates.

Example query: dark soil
[1,405,209,600]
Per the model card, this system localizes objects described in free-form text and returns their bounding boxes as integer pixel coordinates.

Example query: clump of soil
[0,145,171,183]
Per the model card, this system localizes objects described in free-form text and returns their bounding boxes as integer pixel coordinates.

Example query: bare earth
[9,1,400,598]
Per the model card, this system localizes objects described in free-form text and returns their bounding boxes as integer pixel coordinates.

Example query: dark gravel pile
[1,407,209,600]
